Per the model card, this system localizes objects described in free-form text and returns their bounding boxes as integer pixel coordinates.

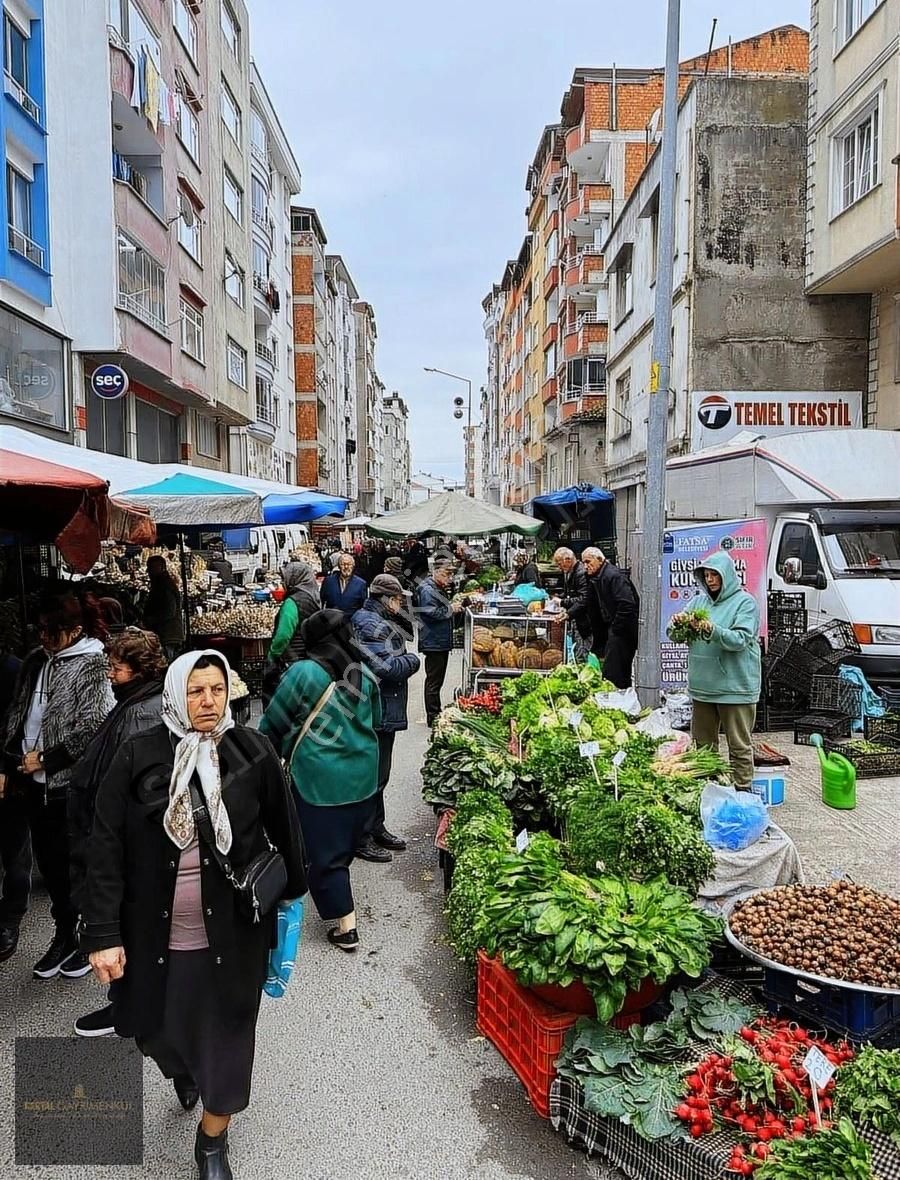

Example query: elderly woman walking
[82,650,306,1180]
[260,609,381,952]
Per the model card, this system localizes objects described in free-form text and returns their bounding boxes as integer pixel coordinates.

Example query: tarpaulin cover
[367,490,542,539]
[262,491,348,525]
[117,472,263,529]
[527,484,615,533]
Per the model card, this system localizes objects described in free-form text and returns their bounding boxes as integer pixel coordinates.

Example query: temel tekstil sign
[691,390,862,449]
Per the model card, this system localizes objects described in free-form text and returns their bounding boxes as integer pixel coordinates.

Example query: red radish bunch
[673,1018,854,1173]
[458,684,503,714]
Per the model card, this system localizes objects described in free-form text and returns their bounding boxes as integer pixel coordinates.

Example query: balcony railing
[8,224,44,269]
[251,207,270,235]
[255,379,278,426]
[250,139,269,167]
[117,290,167,336]
[4,72,40,123]
[255,339,275,367]
[253,271,267,293]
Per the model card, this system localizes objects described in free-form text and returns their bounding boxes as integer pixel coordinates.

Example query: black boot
[194,1124,233,1180]
[174,1074,200,1111]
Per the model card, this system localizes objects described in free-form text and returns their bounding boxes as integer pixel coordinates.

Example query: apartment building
[604,71,869,568]
[484,25,812,509]
[326,255,360,503]
[245,61,300,483]
[806,0,899,428]
[290,204,327,488]
[354,300,385,516]
[382,391,411,510]
[480,293,502,505]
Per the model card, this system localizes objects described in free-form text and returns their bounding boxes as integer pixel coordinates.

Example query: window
[616,369,631,419]
[220,0,240,57]
[0,307,67,430]
[136,399,179,463]
[4,14,27,89]
[226,337,247,387]
[7,165,32,238]
[250,110,267,162]
[833,98,880,215]
[650,208,660,283]
[221,79,241,145]
[564,443,576,485]
[838,0,884,48]
[223,168,243,223]
[196,412,219,457]
[176,192,201,261]
[776,522,824,581]
[113,0,161,66]
[545,229,558,271]
[566,357,607,397]
[224,253,244,306]
[614,247,634,322]
[252,239,268,279]
[176,92,200,162]
[172,0,197,59]
[251,175,267,220]
[117,230,167,335]
[256,376,276,425]
[544,343,556,379]
[87,388,126,456]
[180,297,204,361]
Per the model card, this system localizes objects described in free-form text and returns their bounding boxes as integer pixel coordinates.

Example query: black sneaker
[327,927,359,953]
[33,932,77,980]
[373,827,407,852]
[354,837,392,864]
[74,1004,116,1038]
[0,927,18,963]
[59,950,93,979]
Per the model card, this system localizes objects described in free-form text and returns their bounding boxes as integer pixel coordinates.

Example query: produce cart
[462,607,567,694]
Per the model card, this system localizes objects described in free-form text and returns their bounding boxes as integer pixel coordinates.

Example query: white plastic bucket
[751,768,786,807]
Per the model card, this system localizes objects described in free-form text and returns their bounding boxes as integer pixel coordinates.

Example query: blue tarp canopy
[527,484,615,534]
[262,491,349,525]
[117,472,263,529]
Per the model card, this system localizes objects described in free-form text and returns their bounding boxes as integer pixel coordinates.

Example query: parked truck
[665,430,900,689]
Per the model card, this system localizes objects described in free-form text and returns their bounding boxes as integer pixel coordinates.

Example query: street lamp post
[423,366,473,494]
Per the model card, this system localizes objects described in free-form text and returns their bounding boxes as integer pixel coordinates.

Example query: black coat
[560,562,592,640]
[514,562,542,588]
[590,562,640,688]
[81,725,307,1039]
[351,598,421,733]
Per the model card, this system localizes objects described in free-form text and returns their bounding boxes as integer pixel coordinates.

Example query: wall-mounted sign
[691,391,863,449]
[90,364,130,401]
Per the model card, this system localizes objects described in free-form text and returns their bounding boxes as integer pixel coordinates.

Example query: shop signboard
[660,519,768,693]
[691,390,863,450]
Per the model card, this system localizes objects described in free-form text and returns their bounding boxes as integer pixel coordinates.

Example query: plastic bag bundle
[700,783,769,852]
[510,583,547,605]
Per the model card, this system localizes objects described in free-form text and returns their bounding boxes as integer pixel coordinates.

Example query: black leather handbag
[189,781,287,923]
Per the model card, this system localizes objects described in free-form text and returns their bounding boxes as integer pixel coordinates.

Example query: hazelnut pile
[729,880,900,990]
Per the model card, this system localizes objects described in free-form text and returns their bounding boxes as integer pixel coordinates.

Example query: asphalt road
[0,655,620,1179]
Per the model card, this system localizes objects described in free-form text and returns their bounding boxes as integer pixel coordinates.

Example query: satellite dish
[179,192,195,228]
[648,108,662,137]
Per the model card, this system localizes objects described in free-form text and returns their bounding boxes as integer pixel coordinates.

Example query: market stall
[366,490,543,540]
[422,662,900,1180]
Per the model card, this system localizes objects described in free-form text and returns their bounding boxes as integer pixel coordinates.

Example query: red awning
[0,448,111,571]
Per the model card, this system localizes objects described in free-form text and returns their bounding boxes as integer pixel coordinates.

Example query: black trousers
[294,794,377,921]
[369,730,396,834]
[11,791,74,935]
[423,650,450,724]
[603,630,638,689]
[0,795,32,930]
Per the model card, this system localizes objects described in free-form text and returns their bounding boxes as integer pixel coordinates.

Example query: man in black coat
[583,548,640,688]
[553,547,595,659]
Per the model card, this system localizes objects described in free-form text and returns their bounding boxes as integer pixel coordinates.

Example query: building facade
[245,61,300,483]
[382,391,411,510]
[325,255,360,503]
[290,204,327,489]
[354,300,384,516]
[806,0,898,428]
[604,72,869,568]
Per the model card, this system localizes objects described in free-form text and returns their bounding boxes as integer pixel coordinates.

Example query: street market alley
[0,657,617,1180]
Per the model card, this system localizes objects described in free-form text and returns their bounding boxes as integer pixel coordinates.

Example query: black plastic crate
[825,737,900,779]
[767,638,831,689]
[810,674,862,717]
[864,713,900,743]
[794,713,852,745]
[240,657,265,698]
[763,966,900,1040]
[881,687,900,712]
[763,707,807,732]
[767,591,805,612]
[804,619,861,658]
[769,607,808,638]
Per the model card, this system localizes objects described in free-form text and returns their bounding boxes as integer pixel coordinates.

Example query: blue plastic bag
[700,783,769,852]
[510,583,547,606]
[264,897,304,998]
[839,663,882,733]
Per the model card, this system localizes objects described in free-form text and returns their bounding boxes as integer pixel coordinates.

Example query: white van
[216,525,311,583]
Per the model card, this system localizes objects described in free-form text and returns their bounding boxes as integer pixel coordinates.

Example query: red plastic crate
[476,952,578,1118]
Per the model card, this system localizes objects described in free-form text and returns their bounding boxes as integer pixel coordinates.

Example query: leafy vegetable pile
[753,1117,876,1180]
[421,727,545,824]
[481,834,720,1021]
[566,794,716,893]
[668,606,711,645]
[444,791,513,965]
[835,1046,900,1147]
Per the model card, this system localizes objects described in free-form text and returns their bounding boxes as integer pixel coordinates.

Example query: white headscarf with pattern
[161,650,234,853]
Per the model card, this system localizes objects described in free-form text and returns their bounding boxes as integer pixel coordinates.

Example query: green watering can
[809,733,857,810]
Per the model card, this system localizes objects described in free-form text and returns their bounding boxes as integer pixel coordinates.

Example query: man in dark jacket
[416,562,461,725]
[0,646,27,964]
[401,537,429,584]
[352,575,421,862]
[553,547,596,659]
[321,554,368,620]
[583,548,640,688]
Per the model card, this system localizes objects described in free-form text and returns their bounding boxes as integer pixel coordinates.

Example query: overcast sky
[249,1,811,481]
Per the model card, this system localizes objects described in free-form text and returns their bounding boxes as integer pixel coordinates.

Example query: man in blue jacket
[352,575,421,861]
[321,553,368,621]
[416,562,461,725]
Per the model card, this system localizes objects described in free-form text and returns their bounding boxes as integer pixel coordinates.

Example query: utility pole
[423,366,473,494]
[635,0,681,704]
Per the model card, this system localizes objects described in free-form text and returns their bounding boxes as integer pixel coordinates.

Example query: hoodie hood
[694,550,741,602]
[281,561,320,603]
[51,636,106,661]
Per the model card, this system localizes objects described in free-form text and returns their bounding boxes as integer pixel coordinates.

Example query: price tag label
[612,750,627,768]
[579,741,600,758]
[803,1045,836,1091]
[515,829,529,853]
[568,710,584,730]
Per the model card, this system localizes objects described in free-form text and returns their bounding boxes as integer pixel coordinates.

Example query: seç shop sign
[90,364,130,401]
[691,390,863,450]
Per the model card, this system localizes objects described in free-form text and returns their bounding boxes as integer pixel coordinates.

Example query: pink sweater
[169,841,209,951]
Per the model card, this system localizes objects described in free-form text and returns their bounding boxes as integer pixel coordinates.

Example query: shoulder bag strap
[188,778,240,885]
[288,681,336,765]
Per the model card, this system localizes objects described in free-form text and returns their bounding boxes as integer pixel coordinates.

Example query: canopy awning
[527,483,615,534]
[367,491,543,539]
[117,472,263,529]
[262,491,349,525]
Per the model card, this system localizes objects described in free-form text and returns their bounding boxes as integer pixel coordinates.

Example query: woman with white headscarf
[82,651,306,1180]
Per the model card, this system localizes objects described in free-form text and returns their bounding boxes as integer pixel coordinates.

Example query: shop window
[87,388,126,456]
[136,399,179,463]
[0,307,66,430]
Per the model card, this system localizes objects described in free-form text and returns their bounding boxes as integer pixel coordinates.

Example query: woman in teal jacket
[669,550,761,788]
[259,609,381,953]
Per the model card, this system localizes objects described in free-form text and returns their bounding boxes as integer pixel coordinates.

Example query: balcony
[541,322,558,351]
[4,72,40,124]
[542,262,559,299]
[565,247,605,296]
[8,225,44,269]
[250,138,269,169]
[565,121,611,181]
[566,184,611,236]
[249,377,277,443]
[254,338,275,378]
[577,312,607,356]
[541,375,558,404]
[253,272,273,325]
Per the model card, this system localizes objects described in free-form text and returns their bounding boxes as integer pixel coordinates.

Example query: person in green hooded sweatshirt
[669,550,761,789]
